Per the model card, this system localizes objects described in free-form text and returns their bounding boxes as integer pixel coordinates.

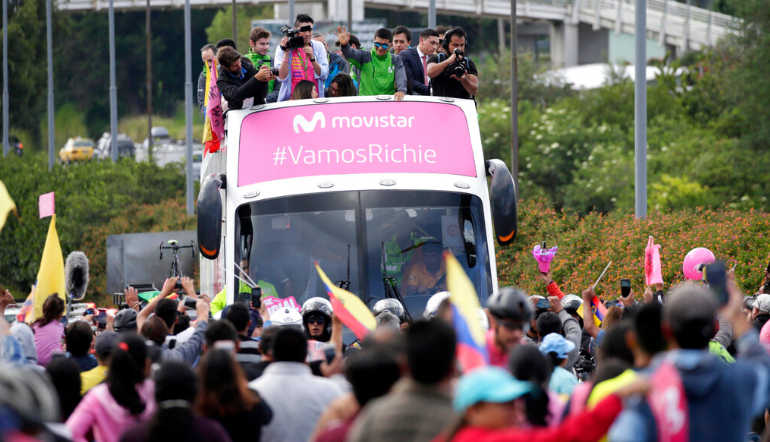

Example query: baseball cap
[755,294,770,313]
[453,367,532,412]
[538,333,575,359]
[94,331,118,359]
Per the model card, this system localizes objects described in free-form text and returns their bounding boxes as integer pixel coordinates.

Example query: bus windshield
[236,190,493,317]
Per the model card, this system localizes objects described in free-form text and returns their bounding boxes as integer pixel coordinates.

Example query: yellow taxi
[59,137,95,163]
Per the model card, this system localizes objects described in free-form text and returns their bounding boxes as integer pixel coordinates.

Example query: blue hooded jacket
[608,331,770,442]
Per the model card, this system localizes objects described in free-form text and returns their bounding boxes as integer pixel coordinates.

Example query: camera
[270,67,280,77]
[446,48,469,78]
[280,25,306,50]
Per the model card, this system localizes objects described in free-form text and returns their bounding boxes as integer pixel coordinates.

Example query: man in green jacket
[337,26,406,100]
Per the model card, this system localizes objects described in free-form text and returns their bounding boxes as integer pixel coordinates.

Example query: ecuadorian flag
[445,252,488,372]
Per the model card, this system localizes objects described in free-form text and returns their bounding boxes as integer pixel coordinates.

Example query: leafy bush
[0,152,186,296]
[496,198,770,300]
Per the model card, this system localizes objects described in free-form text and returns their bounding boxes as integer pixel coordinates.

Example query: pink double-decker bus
[197,96,517,322]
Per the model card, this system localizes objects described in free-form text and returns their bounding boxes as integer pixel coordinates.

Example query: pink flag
[645,236,663,286]
[649,361,689,442]
[532,244,558,274]
[206,62,225,142]
[38,192,55,218]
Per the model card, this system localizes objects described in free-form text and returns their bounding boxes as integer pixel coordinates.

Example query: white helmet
[373,298,406,322]
[477,308,489,332]
[301,297,333,318]
[270,307,303,329]
[561,294,583,312]
[423,291,450,318]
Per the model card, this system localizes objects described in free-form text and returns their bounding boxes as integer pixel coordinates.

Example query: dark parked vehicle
[95,133,135,160]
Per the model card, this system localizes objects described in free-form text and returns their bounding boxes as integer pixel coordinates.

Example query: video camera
[280,25,307,50]
[446,48,470,78]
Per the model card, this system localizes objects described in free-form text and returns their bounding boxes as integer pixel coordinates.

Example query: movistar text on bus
[292,111,415,134]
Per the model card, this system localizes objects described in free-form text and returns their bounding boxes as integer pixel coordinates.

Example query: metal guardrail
[366,0,737,49]
[56,0,738,49]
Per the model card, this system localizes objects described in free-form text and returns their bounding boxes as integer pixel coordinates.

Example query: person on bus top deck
[402,241,447,297]
[216,46,272,110]
[485,287,534,367]
[426,27,479,100]
[336,26,407,100]
[302,297,333,342]
[274,14,329,102]
[245,27,276,96]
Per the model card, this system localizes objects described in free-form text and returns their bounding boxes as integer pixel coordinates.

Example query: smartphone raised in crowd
[620,279,631,298]
[703,260,730,306]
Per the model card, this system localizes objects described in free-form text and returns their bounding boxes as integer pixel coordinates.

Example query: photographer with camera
[426,27,478,99]
[274,14,329,102]
[216,46,272,110]
[336,26,406,100]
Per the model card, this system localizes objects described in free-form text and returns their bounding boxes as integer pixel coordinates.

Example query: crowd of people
[196,15,479,111]
[1,248,770,442]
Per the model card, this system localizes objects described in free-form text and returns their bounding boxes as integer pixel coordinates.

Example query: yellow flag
[0,179,17,233]
[32,215,66,321]
[202,60,214,144]
[445,251,486,347]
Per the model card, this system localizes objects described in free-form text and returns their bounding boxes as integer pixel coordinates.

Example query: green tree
[1,0,48,143]
[205,5,271,54]
[729,0,770,150]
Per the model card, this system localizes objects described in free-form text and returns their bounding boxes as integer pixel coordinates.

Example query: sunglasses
[307,317,326,325]
[374,42,390,49]
[299,25,313,32]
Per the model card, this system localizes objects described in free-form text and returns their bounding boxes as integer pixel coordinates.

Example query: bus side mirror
[486,159,518,246]
[197,174,225,260]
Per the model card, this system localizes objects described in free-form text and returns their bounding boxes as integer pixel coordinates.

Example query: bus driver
[402,241,447,296]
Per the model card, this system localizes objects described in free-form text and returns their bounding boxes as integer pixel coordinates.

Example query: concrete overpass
[57,0,738,66]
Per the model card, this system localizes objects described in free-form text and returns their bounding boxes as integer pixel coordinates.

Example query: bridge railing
[57,0,740,51]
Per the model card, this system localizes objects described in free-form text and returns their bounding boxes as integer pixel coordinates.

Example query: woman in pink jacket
[66,333,156,442]
[32,294,65,366]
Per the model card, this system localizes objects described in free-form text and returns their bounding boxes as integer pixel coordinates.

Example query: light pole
[46,0,54,171]
[634,0,647,218]
[510,0,518,193]
[184,0,193,215]
[109,0,118,162]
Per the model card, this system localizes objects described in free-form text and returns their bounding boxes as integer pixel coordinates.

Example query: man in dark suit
[400,28,440,96]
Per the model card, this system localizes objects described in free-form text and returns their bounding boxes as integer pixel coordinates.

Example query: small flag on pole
[39,192,55,219]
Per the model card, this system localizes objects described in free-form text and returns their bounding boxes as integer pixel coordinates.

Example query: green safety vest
[383,232,434,282]
[709,340,735,363]
[211,279,280,315]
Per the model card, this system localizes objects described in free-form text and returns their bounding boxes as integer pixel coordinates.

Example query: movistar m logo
[293,112,326,134]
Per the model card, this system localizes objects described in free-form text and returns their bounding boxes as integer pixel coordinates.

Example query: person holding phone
[609,280,770,441]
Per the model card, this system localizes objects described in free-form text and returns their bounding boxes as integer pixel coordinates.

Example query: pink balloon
[682,247,716,280]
